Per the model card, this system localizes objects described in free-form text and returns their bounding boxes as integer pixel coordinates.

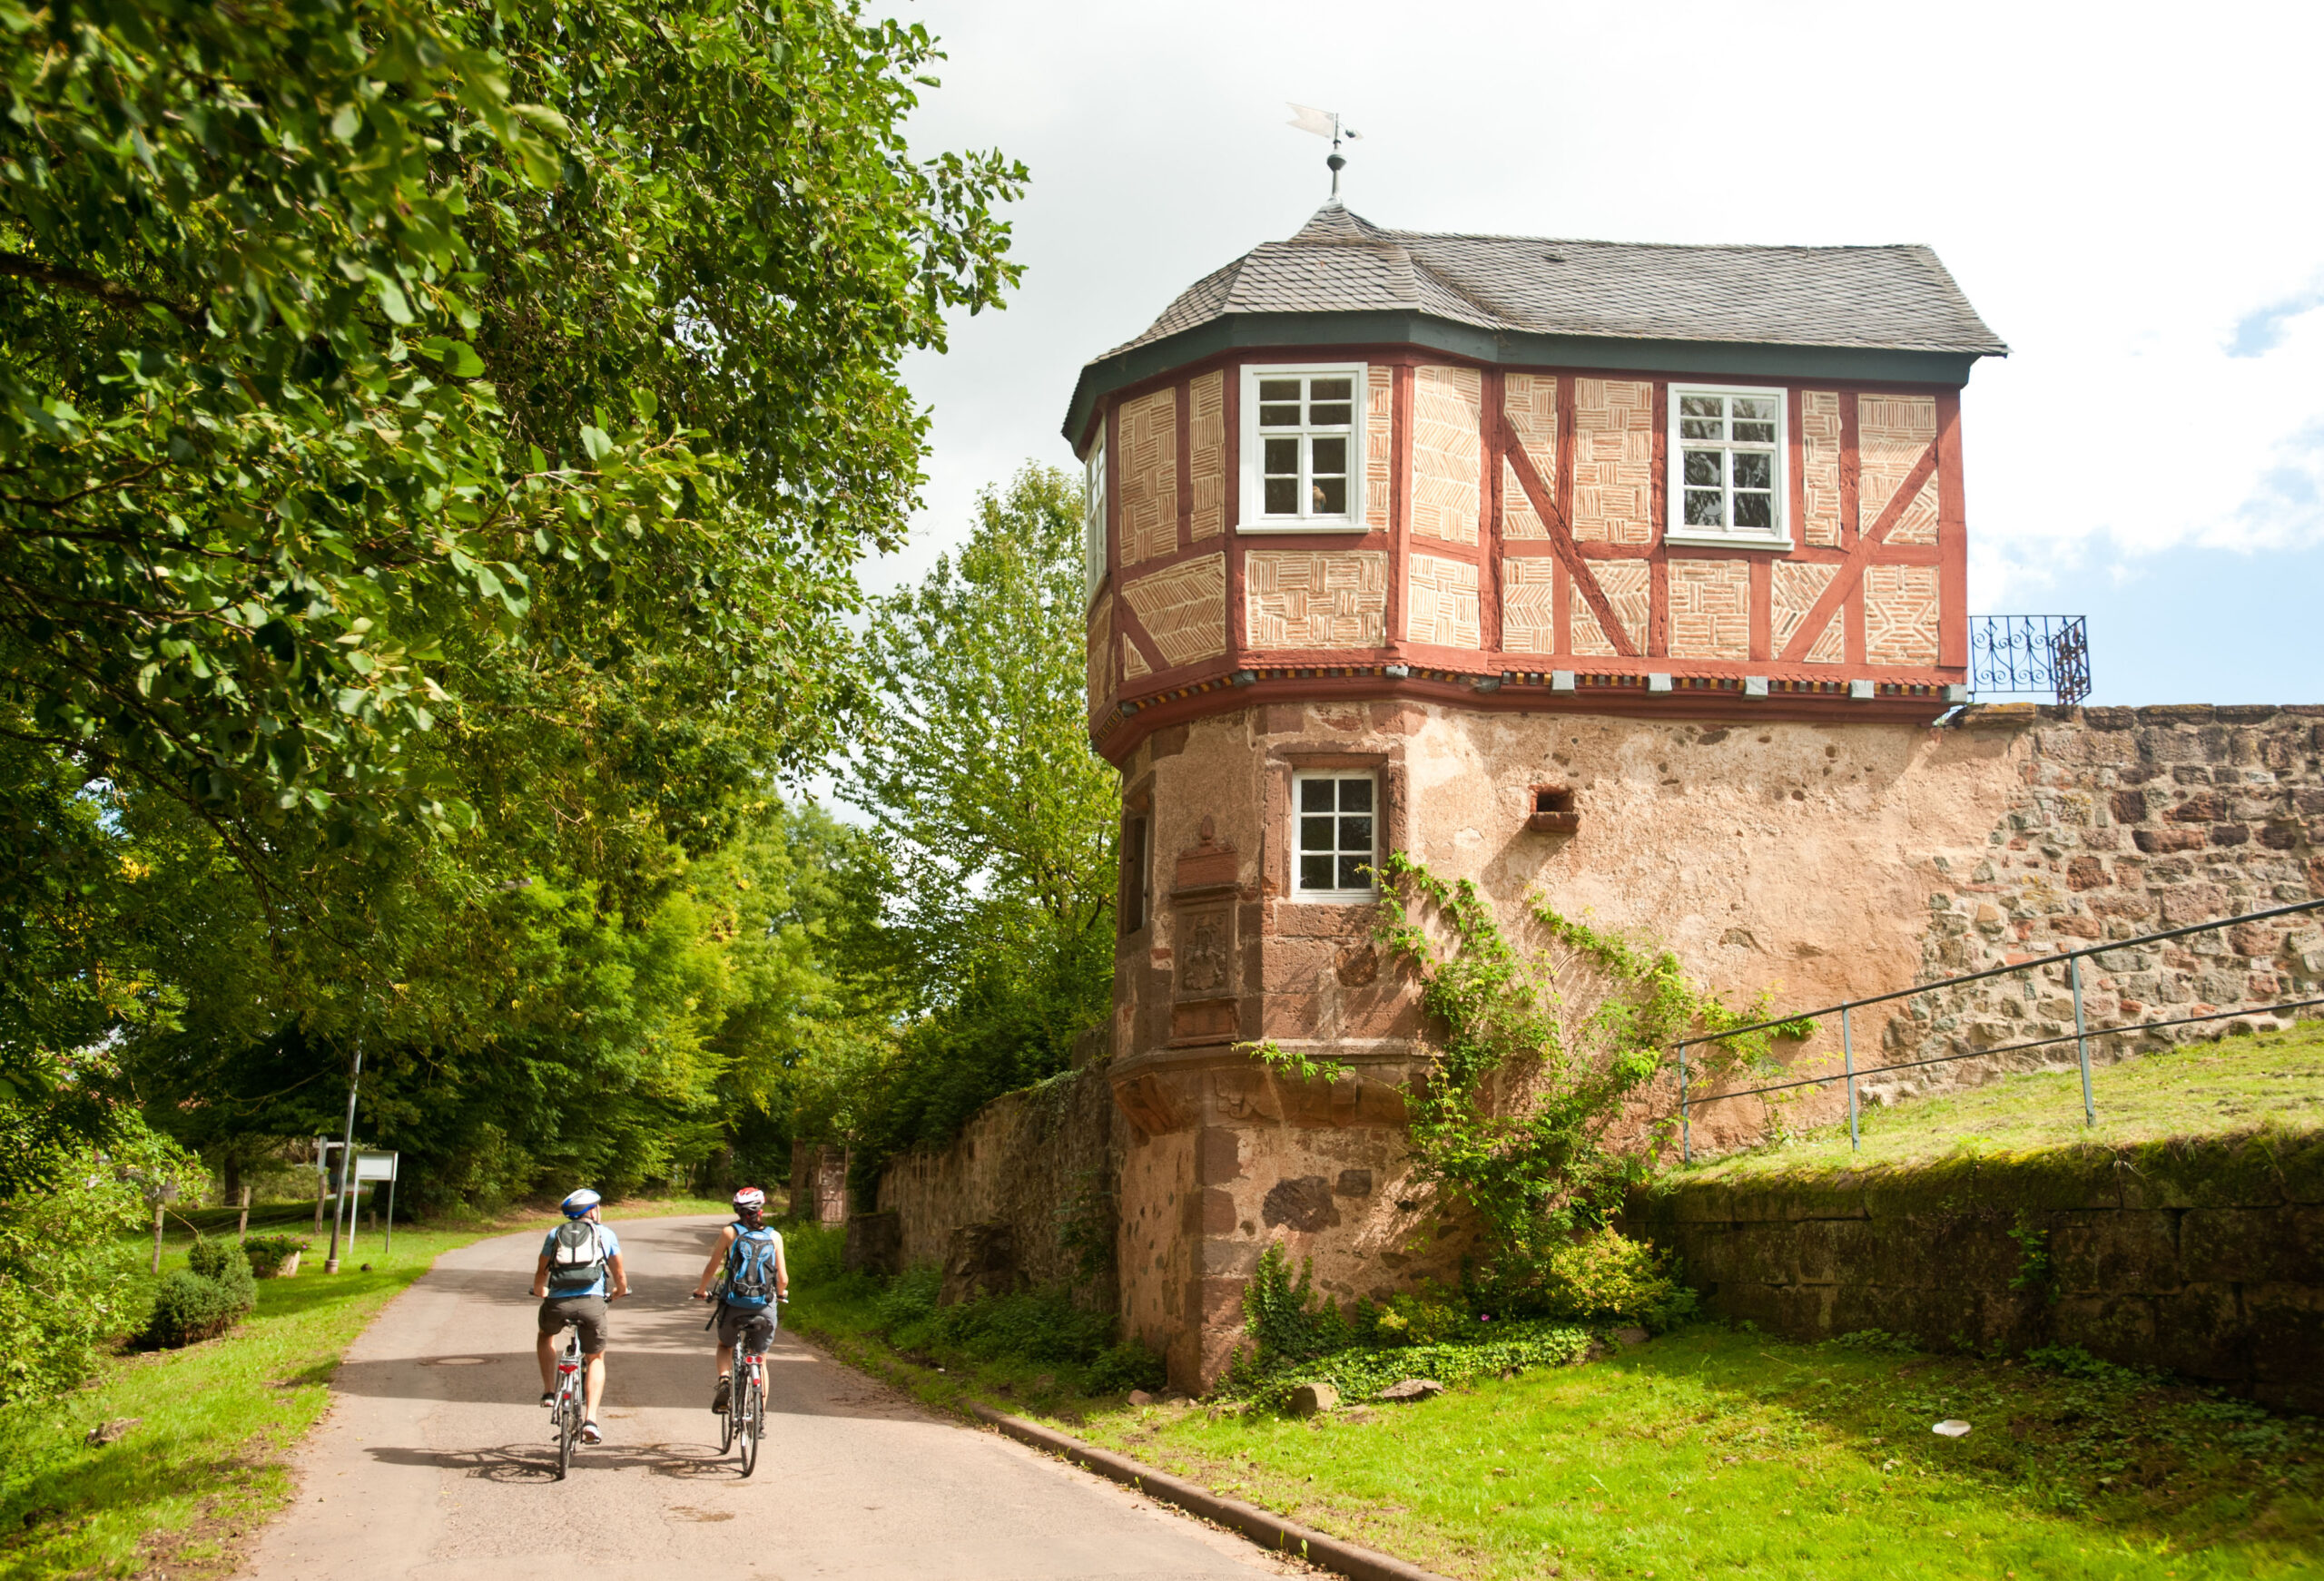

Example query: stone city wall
[869,1053,1124,1312]
[1630,1133,2324,1411]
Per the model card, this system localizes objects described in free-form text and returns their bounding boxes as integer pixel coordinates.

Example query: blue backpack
[722,1223,782,1311]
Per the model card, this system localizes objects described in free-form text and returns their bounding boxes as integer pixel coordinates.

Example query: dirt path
[240,1214,1296,1580]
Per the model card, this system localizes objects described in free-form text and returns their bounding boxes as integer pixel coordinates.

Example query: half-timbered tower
[1068,201,2008,1389]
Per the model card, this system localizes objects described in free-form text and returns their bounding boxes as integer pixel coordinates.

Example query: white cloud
[866,0,2324,613]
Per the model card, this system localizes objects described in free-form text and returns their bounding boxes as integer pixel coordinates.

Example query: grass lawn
[1066,1327,2324,1581]
[783,1236,2324,1579]
[1680,1017,2324,1183]
[0,1193,730,1581]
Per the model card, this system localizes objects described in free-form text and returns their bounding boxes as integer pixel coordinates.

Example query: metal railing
[1671,897,2324,1162]
[1970,614,2091,705]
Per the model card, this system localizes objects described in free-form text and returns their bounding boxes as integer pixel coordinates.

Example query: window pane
[1682,449,1722,486]
[1300,779,1334,812]
[1311,437,1346,475]
[1731,452,1773,489]
[1301,815,1335,851]
[1264,437,1299,475]
[1265,478,1297,514]
[1337,854,1371,890]
[1259,403,1301,427]
[1341,815,1373,852]
[1733,421,1776,444]
[1310,378,1352,401]
[1679,417,1721,440]
[1260,379,1301,401]
[1679,395,1722,418]
[1733,492,1774,529]
[1731,397,1776,420]
[1339,778,1372,811]
[1309,403,1353,427]
[1300,854,1334,890]
[1313,476,1347,514]
[1685,488,1725,526]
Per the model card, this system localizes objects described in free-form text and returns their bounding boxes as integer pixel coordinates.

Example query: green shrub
[0,1131,202,1405]
[842,1259,1165,1397]
[1352,1282,1479,1348]
[241,1233,309,1277]
[143,1238,256,1349]
[1243,1243,1350,1362]
[1484,1229,1697,1331]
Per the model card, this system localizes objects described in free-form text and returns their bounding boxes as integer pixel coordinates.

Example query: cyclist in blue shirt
[691,1185,787,1413]
[532,1188,628,1445]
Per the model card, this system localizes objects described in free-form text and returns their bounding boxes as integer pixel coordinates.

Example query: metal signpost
[354,1152,400,1252]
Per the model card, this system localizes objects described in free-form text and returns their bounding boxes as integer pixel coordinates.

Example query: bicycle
[547,1325,586,1479]
[705,1298,776,1478]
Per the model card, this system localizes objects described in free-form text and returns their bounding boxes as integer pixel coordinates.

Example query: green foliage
[1351,1283,1479,1348]
[835,466,1118,1171]
[1824,1328,1921,1354]
[1515,1230,1697,1331]
[241,1234,309,1277]
[1225,1321,1596,1411]
[0,1126,200,1404]
[2007,1210,2055,1299]
[1242,1243,1353,1364]
[0,0,1023,849]
[843,1261,1163,1396]
[145,1239,257,1350]
[1374,853,1801,1303]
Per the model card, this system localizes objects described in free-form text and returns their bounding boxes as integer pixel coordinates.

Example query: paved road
[241,1215,1296,1581]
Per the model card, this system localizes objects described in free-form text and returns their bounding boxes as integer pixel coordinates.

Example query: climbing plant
[1258,852,1812,1310]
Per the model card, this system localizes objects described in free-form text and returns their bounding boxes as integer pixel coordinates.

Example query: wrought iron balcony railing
[1970,614,2090,705]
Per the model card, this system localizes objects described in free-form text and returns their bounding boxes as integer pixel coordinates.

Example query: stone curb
[968,1402,1454,1581]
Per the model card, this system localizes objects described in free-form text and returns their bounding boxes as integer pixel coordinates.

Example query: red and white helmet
[732,1186,767,1213]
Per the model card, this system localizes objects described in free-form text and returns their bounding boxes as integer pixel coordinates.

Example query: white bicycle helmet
[561,1187,602,1218]
[731,1186,767,1213]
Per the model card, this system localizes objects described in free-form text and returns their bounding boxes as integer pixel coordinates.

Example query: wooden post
[237,1183,252,1242]
[152,1200,165,1274]
[313,1140,329,1238]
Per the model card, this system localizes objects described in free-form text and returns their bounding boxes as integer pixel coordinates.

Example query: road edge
[965,1403,1456,1581]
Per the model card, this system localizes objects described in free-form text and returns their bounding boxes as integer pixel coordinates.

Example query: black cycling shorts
[539,1294,609,1355]
[715,1301,775,1351]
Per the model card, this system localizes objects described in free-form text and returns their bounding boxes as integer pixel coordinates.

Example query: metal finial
[1287,103,1363,200]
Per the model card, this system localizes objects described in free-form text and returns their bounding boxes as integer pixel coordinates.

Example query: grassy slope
[783,1229,2324,1580]
[1679,1018,2324,1183]
[0,1194,732,1581]
[1069,1330,2324,1581]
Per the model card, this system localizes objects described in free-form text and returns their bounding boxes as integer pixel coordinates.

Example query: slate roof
[1102,203,2007,361]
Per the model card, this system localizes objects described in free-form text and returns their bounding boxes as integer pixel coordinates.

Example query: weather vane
[1286,103,1362,200]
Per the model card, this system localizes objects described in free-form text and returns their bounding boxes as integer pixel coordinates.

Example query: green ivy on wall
[1253,852,1813,1306]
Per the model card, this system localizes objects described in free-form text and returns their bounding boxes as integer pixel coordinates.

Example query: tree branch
[0,252,202,330]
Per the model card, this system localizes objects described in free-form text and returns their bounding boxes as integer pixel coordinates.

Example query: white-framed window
[1083,428,1108,603]
[1293,771,1378,899]
[1666,384,1788,549]
[1241,364,1366,532]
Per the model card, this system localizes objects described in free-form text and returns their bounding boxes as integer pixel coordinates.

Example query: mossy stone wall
[1630,1133,2324,1410]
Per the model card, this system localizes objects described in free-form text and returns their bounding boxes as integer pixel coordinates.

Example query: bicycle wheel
[555,1392,575,1480]
[736,1375,759,1478]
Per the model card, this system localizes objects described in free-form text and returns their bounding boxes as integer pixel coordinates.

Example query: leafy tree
[0,0,1024,856]
[0,0,1022,1189]
[838,465,1118,1165]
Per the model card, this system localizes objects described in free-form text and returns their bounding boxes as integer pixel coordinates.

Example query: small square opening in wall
[1529,785,1581,835]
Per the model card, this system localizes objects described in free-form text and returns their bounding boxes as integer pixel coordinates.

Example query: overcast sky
[869,0,2324,708]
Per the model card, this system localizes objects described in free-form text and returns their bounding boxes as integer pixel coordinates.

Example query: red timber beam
[1777,439,1941,665]
[1499,417,1640,661]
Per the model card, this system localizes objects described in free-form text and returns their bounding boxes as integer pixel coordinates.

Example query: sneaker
[711,1376,732,1415]
[539,1392,554,1409]
[581,1420,603,1446]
